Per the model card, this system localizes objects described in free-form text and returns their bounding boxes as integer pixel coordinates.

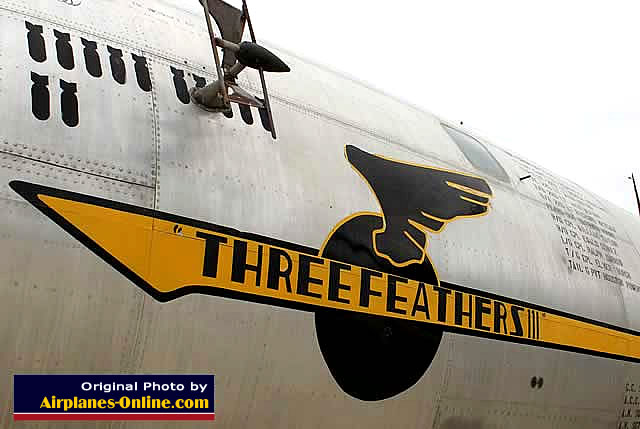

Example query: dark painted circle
[315,214,443,401]
[537,377,544,389]
[530,376,538,388]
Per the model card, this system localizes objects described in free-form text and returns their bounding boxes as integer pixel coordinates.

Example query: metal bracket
[194,0,290,139]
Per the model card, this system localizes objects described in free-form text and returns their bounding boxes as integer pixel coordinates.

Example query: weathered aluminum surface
[1,1,639,428]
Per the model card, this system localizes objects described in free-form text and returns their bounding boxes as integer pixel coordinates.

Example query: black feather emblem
[345,145,493,266]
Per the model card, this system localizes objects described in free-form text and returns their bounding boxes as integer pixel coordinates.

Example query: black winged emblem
[315,145,494,402]
[345,145,493,266]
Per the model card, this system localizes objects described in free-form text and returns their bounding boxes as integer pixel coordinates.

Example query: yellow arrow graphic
[10,180,640,363]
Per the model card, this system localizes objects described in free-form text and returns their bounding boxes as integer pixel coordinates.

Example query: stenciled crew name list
[512,156,638,292]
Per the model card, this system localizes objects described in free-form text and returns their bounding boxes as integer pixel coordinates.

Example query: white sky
[176,1,640,214]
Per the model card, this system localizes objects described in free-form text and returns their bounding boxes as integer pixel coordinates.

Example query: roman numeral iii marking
[10,180,640,365]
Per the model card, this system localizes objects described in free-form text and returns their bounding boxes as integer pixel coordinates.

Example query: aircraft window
[442,124,509,182]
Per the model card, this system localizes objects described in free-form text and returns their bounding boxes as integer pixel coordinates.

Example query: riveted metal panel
[494,149,640,328]
[136,1,217,70]
[0,0,142,48]
[0,151,155,220]
[134,296,450,429]
[148,52,457,428]
[3,2,640,429]
[0,154,154,429]
[0,11,156,187]
[428,180,541,297]
[248,45,472,169]
[440,334,626,416]
[151,53,481,251]
[435,394,616,429]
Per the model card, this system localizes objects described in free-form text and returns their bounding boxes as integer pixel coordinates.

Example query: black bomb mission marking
[24,20,272,135]
[25,21,152,128]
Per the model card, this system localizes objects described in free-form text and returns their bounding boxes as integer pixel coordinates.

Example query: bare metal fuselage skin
[2,1,640,428]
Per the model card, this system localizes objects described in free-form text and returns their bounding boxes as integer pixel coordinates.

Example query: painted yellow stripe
[460,195,490,207]
[446,181,492,199]
[38,194,640,361]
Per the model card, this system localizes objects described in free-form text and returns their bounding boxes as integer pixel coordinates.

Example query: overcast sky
[176,1,640,214]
